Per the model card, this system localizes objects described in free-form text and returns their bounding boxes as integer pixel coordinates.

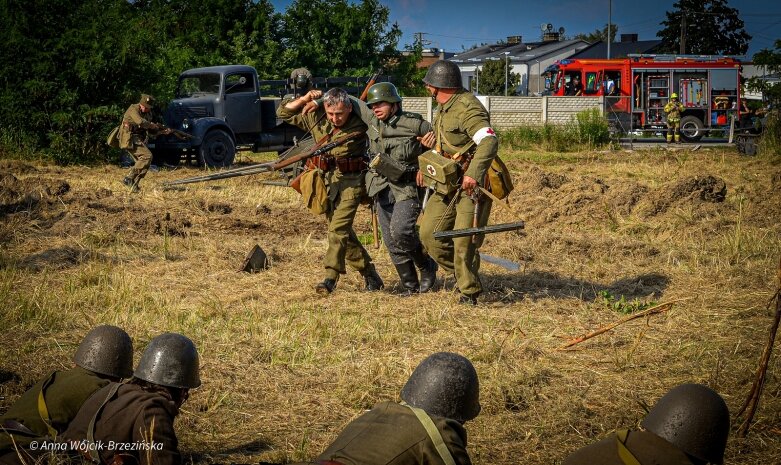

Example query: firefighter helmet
[641,383,730,464]
[366,82,402,106]
[73,325,133,379]
[134,333,201,389]
[671,93,678,99]
[422,60,463,89]
[400,352,480,422]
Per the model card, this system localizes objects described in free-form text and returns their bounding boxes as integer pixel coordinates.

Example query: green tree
[656,0,751,55]
[280,0,401,77]
[574,24,618,44]
[473,59,520,96]
[747,40,781,107]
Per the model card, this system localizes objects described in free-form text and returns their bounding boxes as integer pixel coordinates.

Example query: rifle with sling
[162,132,362,188]
[358,67,384,249]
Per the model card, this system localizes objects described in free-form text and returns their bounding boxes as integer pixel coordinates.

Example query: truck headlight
[182,119,190,130]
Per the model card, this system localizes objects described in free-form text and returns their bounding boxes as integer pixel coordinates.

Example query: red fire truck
[543,55,745,141]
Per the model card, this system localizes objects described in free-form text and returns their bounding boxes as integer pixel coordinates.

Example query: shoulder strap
[37,372,58,438]
[615,429,643,465]
[86,382,123,463]
[402,403,457,465]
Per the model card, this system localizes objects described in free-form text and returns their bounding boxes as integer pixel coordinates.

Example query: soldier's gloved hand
[417,131,435,149]
[461,175,477,195]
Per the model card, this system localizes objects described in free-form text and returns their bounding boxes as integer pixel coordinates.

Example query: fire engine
[543,54,744,141]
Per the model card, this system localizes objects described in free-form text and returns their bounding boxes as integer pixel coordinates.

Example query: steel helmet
[73,325,134,379]
[641,384,730,464]
[134,333,201,389]
[671,93,678,99]
[291,68,312,90]
[400,352,480,422]
[366,82,402,106]
[422,60,463,89]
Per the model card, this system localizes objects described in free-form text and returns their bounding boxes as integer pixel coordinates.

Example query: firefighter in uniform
[0,325,133,459]
[664,92,685,144]
[417,60,497,305]
[119,93,171,191]
[355,82,439,294]
[277,87,383,295]
[563,383,730,465]
[58,333,201,465]
[313,352,480,465]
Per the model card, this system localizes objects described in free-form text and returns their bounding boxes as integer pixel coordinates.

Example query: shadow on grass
[485,271,669,303]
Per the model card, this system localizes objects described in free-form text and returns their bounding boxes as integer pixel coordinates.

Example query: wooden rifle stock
[359,68,384,102]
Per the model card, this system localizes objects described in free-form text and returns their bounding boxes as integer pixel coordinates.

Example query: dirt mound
[636,175,726,218]
[0,173,70,215]
[604,182,649,216]
[18,245,105,271]
[0,159,39,175]
[521,166,569,191]
[119,211,193,237]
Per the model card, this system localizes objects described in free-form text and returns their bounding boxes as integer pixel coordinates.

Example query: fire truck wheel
[199,129,236,168]
[679,115,704,142]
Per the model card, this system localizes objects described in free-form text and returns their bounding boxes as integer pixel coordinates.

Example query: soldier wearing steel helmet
[0,325,133,455]
[284,67,315,102]
[118,93,172,192]
[563,383,730,465]
[312,352,479,465]
[664,92,685,144]
[57,333,201,465]
[417,60,498,305]
[347,82,439,294]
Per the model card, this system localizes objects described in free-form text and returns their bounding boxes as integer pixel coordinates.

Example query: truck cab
[153,65,303,168]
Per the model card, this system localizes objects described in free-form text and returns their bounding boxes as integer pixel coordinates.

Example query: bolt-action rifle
[358,67,384,248]
[162,132,362,188]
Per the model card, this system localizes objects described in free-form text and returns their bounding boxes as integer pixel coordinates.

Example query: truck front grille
[174,106,210,120]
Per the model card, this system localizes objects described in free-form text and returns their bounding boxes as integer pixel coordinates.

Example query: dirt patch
[636,175,726,217]
[0,173,70,215]
[17,245,105,271]
[120,211,193,237]
[521,166,569,191]
[604,182,649,216]
[0,159,39,175]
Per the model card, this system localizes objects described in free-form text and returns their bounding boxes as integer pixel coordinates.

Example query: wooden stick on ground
[557,299,687,351]
[735,257,781,438]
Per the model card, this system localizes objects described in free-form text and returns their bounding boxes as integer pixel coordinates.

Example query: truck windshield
[176,73,221,98]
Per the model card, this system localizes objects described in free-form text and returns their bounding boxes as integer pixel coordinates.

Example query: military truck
[150,65,305,168]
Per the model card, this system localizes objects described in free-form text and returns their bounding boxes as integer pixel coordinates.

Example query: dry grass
[1,146,780,464]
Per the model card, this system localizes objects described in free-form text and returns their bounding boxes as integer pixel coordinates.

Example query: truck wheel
[199,129,235,168]
[679,115,704,142]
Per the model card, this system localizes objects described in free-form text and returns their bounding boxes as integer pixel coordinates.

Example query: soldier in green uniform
[416,60,498,305]
[563,383,730,465]
[664,92,685,144]
[277,87,383,295]
[0,325,133,455]
[352,82,439,294]
[55,333,200,465]
[119,93,172,192]
[312,352,480,465]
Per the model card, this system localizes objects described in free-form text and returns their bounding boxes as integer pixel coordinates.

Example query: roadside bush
[759,111,781,157]
[499,108,610,152]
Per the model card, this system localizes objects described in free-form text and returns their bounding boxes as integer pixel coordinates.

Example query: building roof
[570,40,663,59]
[451,39,590,64]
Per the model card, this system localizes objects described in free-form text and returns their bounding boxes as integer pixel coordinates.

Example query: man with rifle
[417,60,498,306]
[118,93,172,192]
[277,87,383,295]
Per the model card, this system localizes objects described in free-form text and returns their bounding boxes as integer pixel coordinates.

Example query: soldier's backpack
[484,156,514,200]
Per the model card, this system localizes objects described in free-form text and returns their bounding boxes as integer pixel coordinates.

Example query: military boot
[315,278,337,295]
[458,294,478,306]
[410,246,438,293]
[393,261,420,295]
[361,264,384,291]
[123,176,140,193]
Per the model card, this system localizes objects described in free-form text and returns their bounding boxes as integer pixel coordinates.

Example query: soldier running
[118,93,172,192]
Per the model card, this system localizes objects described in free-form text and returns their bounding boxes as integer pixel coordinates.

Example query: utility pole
[607,0,612,59]
[504,52,510,96]
[679,13,686,54]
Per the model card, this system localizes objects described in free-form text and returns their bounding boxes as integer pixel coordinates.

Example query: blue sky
[270,0,781,58]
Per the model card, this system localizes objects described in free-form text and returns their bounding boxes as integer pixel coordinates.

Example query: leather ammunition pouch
[483,156,514,200]
[370,151,408,182]
[335,156,367,174]
[418,150,461,196]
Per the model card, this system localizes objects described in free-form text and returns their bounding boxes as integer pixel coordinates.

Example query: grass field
[1,143,780,464]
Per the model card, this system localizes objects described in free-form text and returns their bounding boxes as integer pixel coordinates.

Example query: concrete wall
[402,96,602,128]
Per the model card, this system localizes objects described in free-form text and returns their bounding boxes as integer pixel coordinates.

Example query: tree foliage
[471,59,521,96]
[0,0,410,163]
[574,24,618,44]
[656,0,751,55]
[747,40,781,107]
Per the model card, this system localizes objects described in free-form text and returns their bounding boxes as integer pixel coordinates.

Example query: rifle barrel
[433,221,525,240]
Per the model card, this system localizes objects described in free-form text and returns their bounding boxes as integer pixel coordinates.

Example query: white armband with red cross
[472,127,496,145]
